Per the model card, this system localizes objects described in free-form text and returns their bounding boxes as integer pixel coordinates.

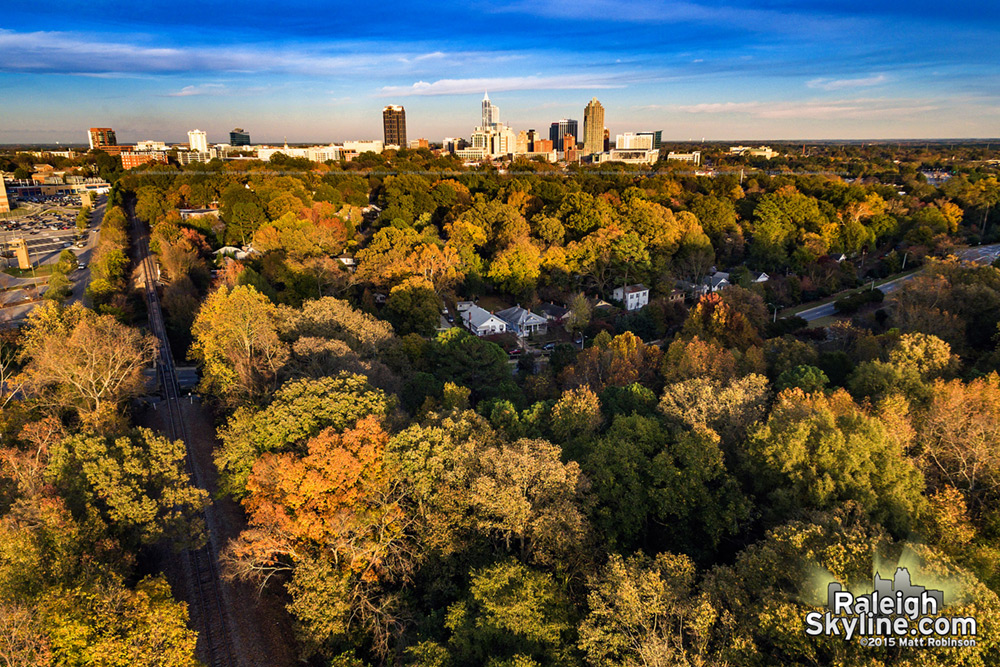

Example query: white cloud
[675,98,939,120]
[379,75,625,96]
[0,29,508,78]
[168,83,226,97]
[807,74,888,91]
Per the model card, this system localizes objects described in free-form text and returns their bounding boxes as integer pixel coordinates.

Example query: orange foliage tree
[224,415,411,655]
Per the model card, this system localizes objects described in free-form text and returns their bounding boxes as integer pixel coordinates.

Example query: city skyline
[2,1,999,143]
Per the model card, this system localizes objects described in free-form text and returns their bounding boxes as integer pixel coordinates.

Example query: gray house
[496,305,548,337]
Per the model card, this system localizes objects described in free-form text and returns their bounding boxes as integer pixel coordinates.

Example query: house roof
[536,302,569,319]
[618,284,649,294]
[703,272,730,288]
[496,305,547,327]
[463,305,505,329]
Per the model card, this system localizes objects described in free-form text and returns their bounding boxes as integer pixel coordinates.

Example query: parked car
[508,348,523,356]
[542,341,557,351]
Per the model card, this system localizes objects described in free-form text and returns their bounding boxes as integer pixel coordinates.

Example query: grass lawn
[2,264,57,278]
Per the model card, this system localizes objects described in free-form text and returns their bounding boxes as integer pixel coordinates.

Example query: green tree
[775,364,829,392]
[189,285,289,406]
[466,438,589,568]
[430,329,518,404]
[56,249,78,275]
[744,388,925,533]
[385,277,442,336]
[41,576,199,666]
[564,293,591,333]
[584,415,747,555]
[579,552,712,667]
[47,429,209,548]
[442,560,574,667]
[44,270,72,303]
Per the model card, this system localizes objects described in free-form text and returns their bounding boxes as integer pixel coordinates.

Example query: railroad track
[131,205,237,667]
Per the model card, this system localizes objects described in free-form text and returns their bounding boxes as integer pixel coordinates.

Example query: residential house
[676,280,709,299]
[612,284,650,311]
[496,305,548,337]
[461,305,508,337]
[535,302,569,324]
[750,270,769,283]
[668,289,686,303]
[702,272,730,292]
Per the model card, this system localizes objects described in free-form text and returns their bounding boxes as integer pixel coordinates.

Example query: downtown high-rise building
[583,97,605,155]
[548,119,578,151]
[229,128,251,146]
[383,105,407,148]
[88,127,117,150]
[482,92,500,129]
[470,92,515,158]
[188,129,208,152]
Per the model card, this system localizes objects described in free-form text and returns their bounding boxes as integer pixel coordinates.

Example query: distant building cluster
[729,145,778,159]
[80,93,713,170]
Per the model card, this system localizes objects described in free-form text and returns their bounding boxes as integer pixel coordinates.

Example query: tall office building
[637,130,663,149]
[583,98,605,155]
[526,129,540,151]
[564,134,580,162]
[230,128,251,146]
[88,127,117,150]
[383,105,407,147]
[188,129,208,152]
[515,130,529,155]
[548,119,578,151]
[482,92,500,129]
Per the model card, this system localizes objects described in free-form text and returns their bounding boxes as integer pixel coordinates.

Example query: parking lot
[0,194,104,322]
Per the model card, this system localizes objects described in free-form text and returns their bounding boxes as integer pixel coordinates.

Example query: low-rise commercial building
[597,148,660,165]
[343,140,384,154]
[122,151,168,169]
[666,151,702,165]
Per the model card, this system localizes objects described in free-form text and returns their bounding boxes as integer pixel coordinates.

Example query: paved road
[66,195,105,306]
[796,243,1000,321]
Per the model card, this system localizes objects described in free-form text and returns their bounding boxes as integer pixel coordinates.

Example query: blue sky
[1,1,998,144]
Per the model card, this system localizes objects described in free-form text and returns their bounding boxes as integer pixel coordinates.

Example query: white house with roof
[702,271,730,292]
[496,305,548,337]
[461,305,508,337]
[613,284,650,311]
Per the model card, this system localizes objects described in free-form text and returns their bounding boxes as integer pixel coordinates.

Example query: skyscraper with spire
[482,92,500,129]
[583,97,605,155]
[471,92,514,158]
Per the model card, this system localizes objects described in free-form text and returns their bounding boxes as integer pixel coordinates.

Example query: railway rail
[131,204,237,667]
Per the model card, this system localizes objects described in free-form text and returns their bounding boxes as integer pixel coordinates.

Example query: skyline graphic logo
[805,567,977,648]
